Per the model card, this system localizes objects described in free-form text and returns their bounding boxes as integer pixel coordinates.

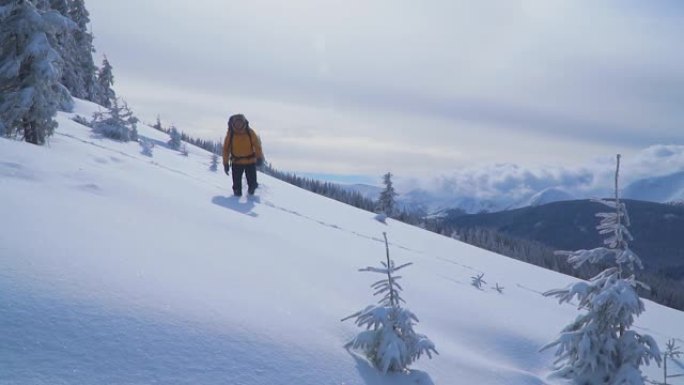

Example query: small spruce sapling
[209,142,220,171]
[72,115,90,127]
[377,172,398,217]
[210,153,219,172]
[342,232,437,374]
[471,273,486,290]
[153,115,163,132]
[168,125,182,150]
[96,56,115,108]
[139,138,154,157]
[542,154,660,385]
[648,339,683,385]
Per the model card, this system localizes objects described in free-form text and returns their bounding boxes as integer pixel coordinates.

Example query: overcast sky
[86,0,683,184]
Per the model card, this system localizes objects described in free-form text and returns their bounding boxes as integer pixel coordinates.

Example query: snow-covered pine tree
[167,125,182,150]
[126,102,139,141]
[68,0,98,101]
[96,56,115,108]
[209,144,219,172]
[48,0,67,14]
[45,0,96,101]
[91,98,138,142]
[542,154,660,385]
[342,232,437,374]
[44,0,84,99]
[377,172,398,217]
[153,115,164,132]
[0,0,73,145]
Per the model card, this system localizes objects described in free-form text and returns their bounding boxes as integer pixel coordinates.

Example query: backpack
[228,126,256,161]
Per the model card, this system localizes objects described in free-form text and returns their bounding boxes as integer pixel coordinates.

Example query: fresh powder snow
[1,99,683,384]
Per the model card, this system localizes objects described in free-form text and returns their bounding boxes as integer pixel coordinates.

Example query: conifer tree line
[258,166,428,226]
[0,0,115,144]
[260,163,378,212]
[150,115,223,155]
[260,164,425,224]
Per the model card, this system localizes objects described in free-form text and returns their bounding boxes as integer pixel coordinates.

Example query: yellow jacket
[223,128,264,165]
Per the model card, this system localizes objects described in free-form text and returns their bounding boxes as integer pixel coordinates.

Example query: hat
[228,114,248,129]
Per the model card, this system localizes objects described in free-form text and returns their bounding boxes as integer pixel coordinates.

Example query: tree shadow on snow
[211,195,258,217]
[347,350,435,385]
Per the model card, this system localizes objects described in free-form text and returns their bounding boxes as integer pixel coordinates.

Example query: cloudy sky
[86,0,683,185]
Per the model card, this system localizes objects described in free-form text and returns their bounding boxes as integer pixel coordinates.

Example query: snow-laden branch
[343,233,437,374]
[543,155,659,385]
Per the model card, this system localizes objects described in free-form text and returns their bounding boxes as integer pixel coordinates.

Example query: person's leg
[246,163,258,195]
[231,164,246,195]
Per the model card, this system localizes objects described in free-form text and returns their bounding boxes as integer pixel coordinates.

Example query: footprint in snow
[76,183,103,194]
[0,161,37,181]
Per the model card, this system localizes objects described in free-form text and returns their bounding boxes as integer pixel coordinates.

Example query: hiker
[222,114,265,196]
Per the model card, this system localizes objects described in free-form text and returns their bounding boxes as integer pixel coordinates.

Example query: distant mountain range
[343,169,684,215]
[623,171,684,204]
[436,199,684,280]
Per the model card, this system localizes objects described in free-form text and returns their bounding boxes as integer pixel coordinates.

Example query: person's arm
[222,132,232,165]
[222,132,232,174]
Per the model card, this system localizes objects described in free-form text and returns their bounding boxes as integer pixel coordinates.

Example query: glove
[256,157,265,167]
[224,163,230,175]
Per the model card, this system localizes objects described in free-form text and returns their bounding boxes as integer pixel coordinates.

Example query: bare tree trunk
[383,232,395,308]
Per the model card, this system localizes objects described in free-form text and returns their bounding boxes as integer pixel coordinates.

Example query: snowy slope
[1,100,683,385]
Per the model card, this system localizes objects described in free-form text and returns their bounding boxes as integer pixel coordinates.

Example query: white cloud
[397,145,684,210]
[87,0,684,180]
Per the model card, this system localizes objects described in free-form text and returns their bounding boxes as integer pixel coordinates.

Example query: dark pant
[231,163,257,194]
